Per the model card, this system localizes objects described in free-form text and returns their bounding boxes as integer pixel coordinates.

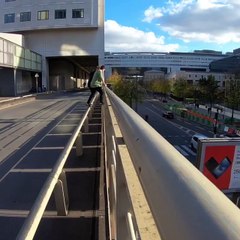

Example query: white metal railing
[16,96,97,240]
[103,89,161,240]
[105,87,240,240]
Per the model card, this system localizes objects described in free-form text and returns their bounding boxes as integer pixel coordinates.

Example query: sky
[105,0,240,54]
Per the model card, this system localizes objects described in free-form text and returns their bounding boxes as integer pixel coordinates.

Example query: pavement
[198,104,240,120]
[0,92,107,239]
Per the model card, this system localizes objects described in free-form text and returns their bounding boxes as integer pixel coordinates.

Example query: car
[162,111,174,119]
[190,133,208,151]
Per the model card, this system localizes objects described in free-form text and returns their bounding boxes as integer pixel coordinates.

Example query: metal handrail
[105,87,240,240]
[16,97,97,240]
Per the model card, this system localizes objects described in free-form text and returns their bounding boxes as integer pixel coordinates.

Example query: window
[20,12,31,22]
[55,9,66,19]
[37,10,49,20]
[72,9,84,18]
[4,13,15,23]
[5,0,16,2]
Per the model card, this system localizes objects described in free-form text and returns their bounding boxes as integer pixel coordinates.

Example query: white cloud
[143,6,163,23]
[145,0,240,45]
[105,20,179,52]
[197,0,229,10]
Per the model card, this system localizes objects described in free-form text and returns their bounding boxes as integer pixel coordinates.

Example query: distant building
[143,70,165,81]
[166,70,234,89]
[104,51,227,79]
[210,54,240,76]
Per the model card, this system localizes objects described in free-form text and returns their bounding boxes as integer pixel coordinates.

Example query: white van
[190,133,208,151]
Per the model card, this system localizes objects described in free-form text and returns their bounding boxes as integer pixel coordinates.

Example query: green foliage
[108,73,144,107]
[198,75,219,106]
[225,78,240,110]
[172,78,189,99]
[145,79,171,96]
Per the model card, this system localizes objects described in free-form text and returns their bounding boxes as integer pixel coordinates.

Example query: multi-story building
[0,33,42,96]
[144,70,165,81]
[0,0,105,93]
[210,54,240,76]
[104,51,228,79]
[166,71,234,89]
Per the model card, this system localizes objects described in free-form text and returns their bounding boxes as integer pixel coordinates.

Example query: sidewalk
[198,104,240,121]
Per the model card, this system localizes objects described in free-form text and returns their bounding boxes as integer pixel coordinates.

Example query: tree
[225,78,240,123]
[198,75,219,107]
[171,78,189,100]
[145,79,171,97]
[108,73,144,109]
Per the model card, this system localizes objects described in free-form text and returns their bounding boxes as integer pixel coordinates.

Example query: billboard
[197,138,240,192]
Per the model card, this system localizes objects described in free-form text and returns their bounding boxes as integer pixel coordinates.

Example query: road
[137,98,215,164]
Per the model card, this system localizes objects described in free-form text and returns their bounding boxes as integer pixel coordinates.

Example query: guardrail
[16,96,98,240]
[105,87,240,240]
[103,90,161,240]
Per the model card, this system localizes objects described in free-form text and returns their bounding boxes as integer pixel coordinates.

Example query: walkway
[0,92,107,239]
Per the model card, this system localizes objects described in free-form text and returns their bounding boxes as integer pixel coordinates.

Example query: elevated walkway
[0,92,107,239]
[34,103,107,240]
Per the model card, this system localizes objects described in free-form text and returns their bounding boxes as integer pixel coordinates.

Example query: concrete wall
[0,68,15,96]
[0,33,24,46]
[17,71,33,94]
[0,68,34,96]
[49,60,75,91]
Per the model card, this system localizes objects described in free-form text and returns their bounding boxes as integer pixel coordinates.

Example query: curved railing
[105,87,240,240]
[16,96,97,240]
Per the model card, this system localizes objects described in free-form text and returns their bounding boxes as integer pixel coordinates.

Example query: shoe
[100,102,104,105]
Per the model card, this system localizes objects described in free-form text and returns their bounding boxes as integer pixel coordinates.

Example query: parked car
[190,133,208,151]
[162,111,174,119]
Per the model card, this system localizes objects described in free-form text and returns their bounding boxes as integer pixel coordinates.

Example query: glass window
[37,10,49,20]
[4,13,15,23]
[20,12,31,22]
[72,9,84,18]
[55,9,66,19]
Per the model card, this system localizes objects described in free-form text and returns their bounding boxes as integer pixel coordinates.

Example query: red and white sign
[198,140,240,191]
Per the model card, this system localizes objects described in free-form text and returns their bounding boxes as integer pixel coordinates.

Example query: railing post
[127,212,137,240]
[54,171,69,216]
[82,116,89,133]
[88,105,93,118]
[110,163,117,239]
[76,131,83,156]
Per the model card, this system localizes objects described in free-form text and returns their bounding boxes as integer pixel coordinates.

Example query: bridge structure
[0,88,240,240]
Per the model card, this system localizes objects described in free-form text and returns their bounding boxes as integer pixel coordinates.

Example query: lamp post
[35,73,39,93]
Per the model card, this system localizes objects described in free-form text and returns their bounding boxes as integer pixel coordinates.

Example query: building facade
[0,33,42,96]
[166,71,234,89]
[104,51,229,79]
[210,54,240,76]
[0,0,105,93]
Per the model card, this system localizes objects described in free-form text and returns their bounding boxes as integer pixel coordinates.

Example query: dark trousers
[87,87,103,104]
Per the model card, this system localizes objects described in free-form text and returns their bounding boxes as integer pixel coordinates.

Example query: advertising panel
[197,139,240,191]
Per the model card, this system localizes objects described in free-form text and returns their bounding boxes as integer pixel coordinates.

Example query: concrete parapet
[0,95,36,109]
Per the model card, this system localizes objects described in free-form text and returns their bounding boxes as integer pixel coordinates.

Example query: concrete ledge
[0,95,36,109]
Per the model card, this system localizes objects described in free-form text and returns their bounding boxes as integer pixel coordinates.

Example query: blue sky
[105,0,240,53]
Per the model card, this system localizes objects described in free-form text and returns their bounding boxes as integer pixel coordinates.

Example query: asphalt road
[137,98,215,164]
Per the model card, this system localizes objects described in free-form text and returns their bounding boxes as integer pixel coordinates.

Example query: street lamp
[35,73,39,93]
